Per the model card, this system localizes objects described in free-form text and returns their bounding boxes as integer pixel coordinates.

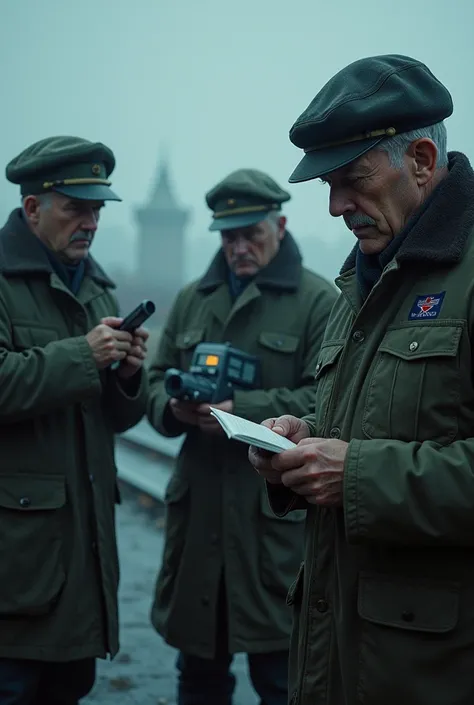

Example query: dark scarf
[39,241,86,296]
[354,151,474,298]
[227,270,254,301]
[198,230,303,296]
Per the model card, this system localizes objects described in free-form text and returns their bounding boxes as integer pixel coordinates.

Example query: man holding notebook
[249,54,474,705]
[146,168,337,705]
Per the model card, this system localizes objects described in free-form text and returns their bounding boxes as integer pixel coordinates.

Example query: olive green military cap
[288,54,453,183]
[206,168,291,231]
[6,135,121,201]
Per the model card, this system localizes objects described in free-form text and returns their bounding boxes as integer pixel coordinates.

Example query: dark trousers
[0,658,96,705]
[176,580,288,705]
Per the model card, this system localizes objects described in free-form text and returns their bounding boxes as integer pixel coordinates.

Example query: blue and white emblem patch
[409,292,446,320]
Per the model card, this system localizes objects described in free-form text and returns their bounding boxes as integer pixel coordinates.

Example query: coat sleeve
[256,287,337,518]
[146,292,187,438]
[232,285,337,422]
[102,368,148,433]
[0,293,101,423]
[344,437,474,546]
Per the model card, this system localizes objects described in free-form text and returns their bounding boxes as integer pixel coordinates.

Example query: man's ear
[278,215,287,240]
[22,195,41,225]
[406,138,439,186]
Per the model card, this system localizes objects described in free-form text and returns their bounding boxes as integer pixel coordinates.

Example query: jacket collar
[197,230,303,293]
[0,208,115,288]
[340,151,474,274]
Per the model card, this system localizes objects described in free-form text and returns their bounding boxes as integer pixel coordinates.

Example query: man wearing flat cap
[249,54,474,705]
[147,168,337,705]
[0,136,148,704]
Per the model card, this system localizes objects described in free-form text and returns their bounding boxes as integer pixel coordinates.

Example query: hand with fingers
[86,317,149,378]
[248,415,348,506]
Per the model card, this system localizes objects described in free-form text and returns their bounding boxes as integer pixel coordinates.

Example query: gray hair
[376,121,448,170]
[21,192,53,217]
[266,210,283,233]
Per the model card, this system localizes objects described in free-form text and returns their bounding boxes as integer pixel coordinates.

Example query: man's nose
[81,209,99,232]
[329,187,356,218]
[233,236,250,254]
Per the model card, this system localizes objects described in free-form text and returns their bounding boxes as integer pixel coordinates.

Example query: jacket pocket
[156,474,190,606]
[362,323,462,444]
[11,322,60,350]
[312,341,344,436]
[259,490,305,599]
[257,331,301,388]
[357,573,462,705]
[0,473,66,617]
[175,328,206,370]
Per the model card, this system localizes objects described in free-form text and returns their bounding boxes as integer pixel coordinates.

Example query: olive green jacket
[0,210,147,661]
[269,153,474,705]
[147,233,337,658]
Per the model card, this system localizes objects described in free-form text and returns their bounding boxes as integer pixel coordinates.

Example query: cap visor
[53,184,122,202]
[209,210,271,232]
[288,136,384,183]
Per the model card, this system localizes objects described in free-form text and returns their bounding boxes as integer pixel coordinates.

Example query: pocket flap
[0,474,66,511]
[176,329,205,350]
[258,332,300,353]
[315,342,344,378]
[379,324,463,361]
[358,573,459,633]
[164,474,189,504]
[287,561,304,606]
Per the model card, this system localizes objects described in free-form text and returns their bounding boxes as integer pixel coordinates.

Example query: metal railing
[115,420,183,502]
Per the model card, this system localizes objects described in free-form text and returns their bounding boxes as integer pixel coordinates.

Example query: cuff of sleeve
[301,414,316,437]
[266,482,305,516]
[114,368,144,400]
[77,337,102,395]
[343,438,369,544]
[148,392,186,438]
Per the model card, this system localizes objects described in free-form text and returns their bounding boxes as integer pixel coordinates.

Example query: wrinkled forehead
[51,192,105,209]
[321,148,385,183]
[221,221,267,238]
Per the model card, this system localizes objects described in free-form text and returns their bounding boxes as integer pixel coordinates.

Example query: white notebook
[210,407,296,453]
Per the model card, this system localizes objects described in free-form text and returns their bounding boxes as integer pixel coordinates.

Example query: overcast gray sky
[0,0,472,274]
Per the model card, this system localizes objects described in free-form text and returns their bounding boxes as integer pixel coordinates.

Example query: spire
[148,151,179,210]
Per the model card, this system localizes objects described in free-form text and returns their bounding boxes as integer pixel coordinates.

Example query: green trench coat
[0,210,147,661]
[270,152,474,705]
[147,233,337,658]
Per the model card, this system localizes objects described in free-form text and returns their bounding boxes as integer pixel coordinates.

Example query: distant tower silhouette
[134,156,190,295]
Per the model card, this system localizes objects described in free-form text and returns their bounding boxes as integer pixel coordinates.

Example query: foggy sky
[0,0,472,279]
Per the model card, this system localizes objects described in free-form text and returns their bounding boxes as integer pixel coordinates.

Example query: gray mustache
[70,232,93,243]
[345,214,377,228]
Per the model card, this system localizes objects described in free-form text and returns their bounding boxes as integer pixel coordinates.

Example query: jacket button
[183,335,191,345]
[316,598,328,613]
[19,497,31,508]
[315,362,321,374]
[401,610,415,622]
[352,329,365,343]
[409,341,419,352]
[329,427,341,439]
